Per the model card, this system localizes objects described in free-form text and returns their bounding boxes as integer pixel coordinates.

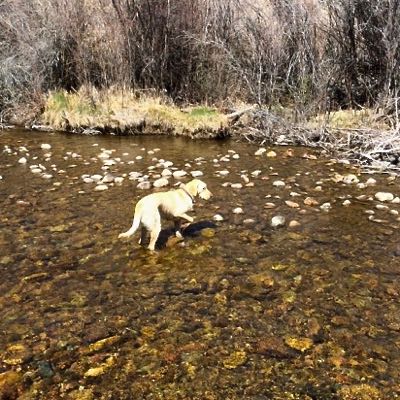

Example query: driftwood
[227,106,257,124]
[230,108,400,174]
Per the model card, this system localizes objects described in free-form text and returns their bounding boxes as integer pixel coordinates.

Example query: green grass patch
[189,106,218,118]
[41,86,228,135]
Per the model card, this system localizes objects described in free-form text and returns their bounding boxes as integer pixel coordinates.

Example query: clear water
[0,130,399,399]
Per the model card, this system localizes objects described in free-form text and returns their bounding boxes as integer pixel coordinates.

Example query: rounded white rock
[273,180,285,188]
[320,202,332,211]
[173,170,187,179]
[375,192,394,202]
[94,184,108,191]
[137,181,151,190]
[153,178,169,188]
[255,148,266,156]
[271,215,285,227]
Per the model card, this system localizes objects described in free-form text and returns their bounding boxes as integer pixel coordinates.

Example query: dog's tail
[118,203,142,238]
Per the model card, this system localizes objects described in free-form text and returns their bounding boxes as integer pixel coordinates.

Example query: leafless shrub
[0,0,399,123]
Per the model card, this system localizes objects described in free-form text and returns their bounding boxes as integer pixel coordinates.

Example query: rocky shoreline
[4,107,398,176]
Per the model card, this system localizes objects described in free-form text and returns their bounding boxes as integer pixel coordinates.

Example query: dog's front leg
[175,213,194,223]
[174,218,183,239]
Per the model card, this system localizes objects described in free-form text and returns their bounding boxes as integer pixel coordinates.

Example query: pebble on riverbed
[271,215,285,227]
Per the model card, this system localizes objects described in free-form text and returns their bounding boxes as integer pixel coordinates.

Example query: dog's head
[186,179,212,200]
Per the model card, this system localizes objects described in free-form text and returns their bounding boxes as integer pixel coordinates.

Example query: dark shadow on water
[156,220,217,249]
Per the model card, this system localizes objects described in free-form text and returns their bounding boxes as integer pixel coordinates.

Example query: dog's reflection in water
[153,220,217,249]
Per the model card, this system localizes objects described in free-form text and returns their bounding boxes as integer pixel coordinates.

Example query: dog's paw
[175,231,183,239]
[118,232,128,239]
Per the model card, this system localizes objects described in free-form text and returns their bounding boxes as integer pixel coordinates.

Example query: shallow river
[0,129,399,399]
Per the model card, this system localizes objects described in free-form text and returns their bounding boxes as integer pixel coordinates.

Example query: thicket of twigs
[230,108,400,172]
[1,0,399,117]
[1,0,400,170]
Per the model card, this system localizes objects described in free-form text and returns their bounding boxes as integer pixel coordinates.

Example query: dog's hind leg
[148,225,161,251]
[175,213,194,223]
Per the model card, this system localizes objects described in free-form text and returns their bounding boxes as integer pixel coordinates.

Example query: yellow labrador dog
[118,179,212,250]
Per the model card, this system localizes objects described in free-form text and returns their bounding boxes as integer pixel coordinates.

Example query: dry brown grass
[41,86,228,136]
[307,109,391,131]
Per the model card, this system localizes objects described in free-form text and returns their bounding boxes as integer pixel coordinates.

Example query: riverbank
[3,87,399,174]
[39,87,229,139]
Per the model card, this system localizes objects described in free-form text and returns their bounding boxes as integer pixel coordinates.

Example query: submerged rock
[84,356,116,378]
[223,350,247,369]
[284,337,313,352]
[0,370,23,399]
[68,389,94,400]
[337,384,381,400]
[3,343,32,365]
[256,337,291,358]
[201,228,216,238]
